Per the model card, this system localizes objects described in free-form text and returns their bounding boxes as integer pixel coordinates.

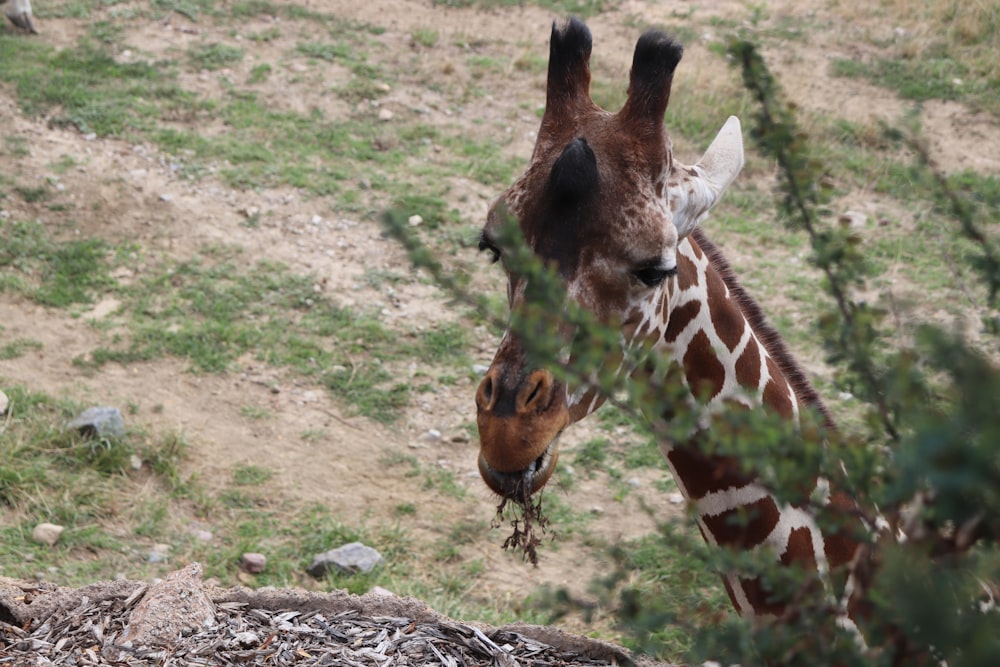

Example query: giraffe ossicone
[475,17,862,621]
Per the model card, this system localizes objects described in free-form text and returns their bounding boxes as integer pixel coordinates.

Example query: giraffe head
[475,19,744,499]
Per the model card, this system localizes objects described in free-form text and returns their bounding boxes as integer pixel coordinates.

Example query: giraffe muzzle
[475,367,569,499]
[477,440,559,499]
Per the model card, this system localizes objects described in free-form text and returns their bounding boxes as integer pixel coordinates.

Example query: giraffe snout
[475,366,568,493]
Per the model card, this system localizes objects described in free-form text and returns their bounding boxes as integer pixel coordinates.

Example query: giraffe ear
[669,116,744,240]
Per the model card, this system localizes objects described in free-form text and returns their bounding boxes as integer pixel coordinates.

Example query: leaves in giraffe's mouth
[482,441,559,564]
[492,486,551,567]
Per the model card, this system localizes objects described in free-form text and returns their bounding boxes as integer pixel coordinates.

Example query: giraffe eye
[633,265,676,287]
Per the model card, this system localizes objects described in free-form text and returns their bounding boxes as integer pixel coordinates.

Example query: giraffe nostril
[525,383,541,407]
[518,370,553,413]
[477,373,495,411]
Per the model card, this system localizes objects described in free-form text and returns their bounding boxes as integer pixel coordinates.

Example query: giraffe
[474,18,863,621]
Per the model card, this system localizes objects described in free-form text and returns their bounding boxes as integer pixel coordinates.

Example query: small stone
[369,586,394,596]
[240,552,267,574]
[590,506,604,515]
[67,406,126,439]
[838,210,867,229]
[32,523,64,546]
[472,364,490,375]
[159,193,173,202]
[407,214,422,227]
[149,543,170,563]
[0,389,9,416]
[308,542,384,578]
[234,631,259,646]
[668,492,685,505]
[424,428,441,441]
[130,454,143,470]
[378,108,394,121]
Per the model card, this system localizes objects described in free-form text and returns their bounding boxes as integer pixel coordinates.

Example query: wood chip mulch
[0,573,661,667]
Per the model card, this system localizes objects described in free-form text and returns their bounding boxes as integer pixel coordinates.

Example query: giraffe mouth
[477,438,560,500]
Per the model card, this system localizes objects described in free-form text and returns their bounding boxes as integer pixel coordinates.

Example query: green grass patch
[0,220,115,307]
[0,338,43,360]
[187,42,245,71]
[0,37,199,137]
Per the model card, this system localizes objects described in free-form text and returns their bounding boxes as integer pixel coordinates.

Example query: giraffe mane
[691,227,836,430]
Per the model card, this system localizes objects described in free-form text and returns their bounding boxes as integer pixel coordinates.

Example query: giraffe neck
[651,229,860,618]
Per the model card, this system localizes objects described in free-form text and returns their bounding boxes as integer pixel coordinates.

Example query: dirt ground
[1,0,998,630]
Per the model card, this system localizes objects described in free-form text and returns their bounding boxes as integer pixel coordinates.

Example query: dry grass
[834,0,1000,82]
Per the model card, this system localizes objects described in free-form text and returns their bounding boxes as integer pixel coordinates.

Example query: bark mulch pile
[0,564,670,666]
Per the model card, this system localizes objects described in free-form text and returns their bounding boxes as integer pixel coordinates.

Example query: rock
[0,389,8,415]
[32,523,64,546]
[233,630,259,646]
[148,543,170,563]
[667,492,685,505]
[378,108,394,121]
[67,406,125,439]
[369,586,395,596]
[121,563,216,647]
[308,542,384,578]
[240,552,267,574]
[838,210,867,230]
[407,214,422,226]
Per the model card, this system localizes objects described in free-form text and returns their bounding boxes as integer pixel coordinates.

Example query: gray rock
[308,542,383,578]
[148,543,170,563]
[32,522,64,546]
[67,406,125,439]
[240,552,267,574]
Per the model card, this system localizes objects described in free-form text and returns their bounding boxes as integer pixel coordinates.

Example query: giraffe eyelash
[633,265,676,287]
